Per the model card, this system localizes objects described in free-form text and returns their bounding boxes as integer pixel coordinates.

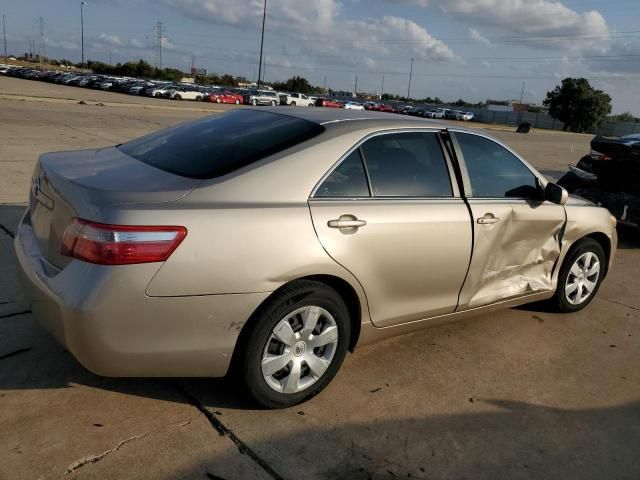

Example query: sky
[2,0,639,114]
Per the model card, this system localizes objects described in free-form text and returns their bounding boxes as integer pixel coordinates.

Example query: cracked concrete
[1,77,639,480]
[66,433,150,474]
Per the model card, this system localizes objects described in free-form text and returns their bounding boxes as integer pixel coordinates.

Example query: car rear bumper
[14,212,270,378]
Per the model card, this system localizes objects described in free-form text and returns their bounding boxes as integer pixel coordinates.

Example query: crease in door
[465,206,565,308]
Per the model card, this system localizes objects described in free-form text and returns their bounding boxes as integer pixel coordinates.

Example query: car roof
[249,107,470,134]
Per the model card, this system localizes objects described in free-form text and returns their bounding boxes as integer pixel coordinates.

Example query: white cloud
[164,0,457,68]
[390,0,610,52]
[97,33,124,47]
[469,28,491,46]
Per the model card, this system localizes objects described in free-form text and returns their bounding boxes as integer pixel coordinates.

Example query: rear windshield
[118,110,324,179]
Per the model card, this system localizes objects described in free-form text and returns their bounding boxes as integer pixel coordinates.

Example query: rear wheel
[290,101,296,106]
[553,238,605,312]
[252,99,258,106]
[235,99,240,105]
[239,280,351,408]
[216,97,221,103]
[174,94,182,100]
[271,100,277,106]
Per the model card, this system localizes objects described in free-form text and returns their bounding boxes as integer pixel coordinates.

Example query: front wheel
[552,238,605,312]
[238,280,351,408]
[252,99,258,106]
[174,94,182,100]
[290,101,296,106]
[271,100,277,106]
[235,99,240,105]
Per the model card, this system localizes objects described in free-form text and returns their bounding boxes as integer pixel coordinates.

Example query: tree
[543,78,612,133]
[610,112,638,123]
[271,76,321,94]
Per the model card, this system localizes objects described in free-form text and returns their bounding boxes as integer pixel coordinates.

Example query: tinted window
[118,110,324,179]
[315,150,370,198]
[360,132,452,197]
[456,133,539,198]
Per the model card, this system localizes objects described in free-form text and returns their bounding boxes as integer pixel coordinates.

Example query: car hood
[565,194,597,207]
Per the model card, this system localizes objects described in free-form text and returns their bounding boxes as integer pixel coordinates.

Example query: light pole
[2,15,7,63]
[407,58,414,99]
[257,0,267,88]
[80,2,86,69]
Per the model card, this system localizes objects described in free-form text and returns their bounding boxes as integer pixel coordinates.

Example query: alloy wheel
[565,251,600,305]
[261,306,338,394]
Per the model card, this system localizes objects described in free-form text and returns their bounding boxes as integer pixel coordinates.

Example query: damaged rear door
[451,131,566,309]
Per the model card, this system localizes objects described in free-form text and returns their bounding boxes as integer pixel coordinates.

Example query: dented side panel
[458,199,566,309]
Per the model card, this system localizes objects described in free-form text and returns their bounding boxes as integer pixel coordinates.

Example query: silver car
[15,108,616,408]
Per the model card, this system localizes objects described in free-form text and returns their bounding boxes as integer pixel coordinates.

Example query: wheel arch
[231,275,363,374]
[584,231,612,277]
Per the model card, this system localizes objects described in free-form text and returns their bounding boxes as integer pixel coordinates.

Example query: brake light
[61,218,187,265]
[590,149,611,161]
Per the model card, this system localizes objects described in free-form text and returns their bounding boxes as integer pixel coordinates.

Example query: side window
[456,133,539,198]
[314,149,370,198]
[360,132,452,197]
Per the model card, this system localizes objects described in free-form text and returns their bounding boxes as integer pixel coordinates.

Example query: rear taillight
[590,149,611,161]
[61,218,187,265]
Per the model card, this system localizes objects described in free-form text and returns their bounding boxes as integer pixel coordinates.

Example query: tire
[235,99,240,105]
[252,99,258,106]
[196,96,202,102]
[290,101,296,106]
[216,98,221,103]
[271,100,277,106]
[155,92,162,98]
[174,94,182,101]
[238,280,351,408]
[552,238,606,313]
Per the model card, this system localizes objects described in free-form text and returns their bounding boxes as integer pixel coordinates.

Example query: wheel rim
[261,306,338,394]
[565,251,600,305]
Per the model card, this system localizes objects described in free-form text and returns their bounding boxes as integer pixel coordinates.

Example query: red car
[207,91,244,105]
[315,98,344,108]
[377,104,397,113]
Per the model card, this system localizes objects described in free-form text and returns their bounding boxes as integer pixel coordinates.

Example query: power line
[257,0,267,87]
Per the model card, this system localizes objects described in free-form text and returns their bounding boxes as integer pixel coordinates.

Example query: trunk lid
[29,146,200,268]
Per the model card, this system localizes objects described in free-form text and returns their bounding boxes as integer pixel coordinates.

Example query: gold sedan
[15,108,616,408]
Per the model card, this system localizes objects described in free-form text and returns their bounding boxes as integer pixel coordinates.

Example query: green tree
[272,76,321,94]
[543,78,612,133]
[610,112,637,123]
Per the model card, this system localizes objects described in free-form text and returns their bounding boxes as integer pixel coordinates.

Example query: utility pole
[257,0,267,87]
[2,15,7,63]
[109,49,111,65]
[80,2,86,69]
[519,81,525,105]
[38,17,46,68]
[323,75,327,94]
[191,54,196,76]
[380,75,384,99]
[155,21,163,69]
[354,76,358,97]
[407,58,414,99]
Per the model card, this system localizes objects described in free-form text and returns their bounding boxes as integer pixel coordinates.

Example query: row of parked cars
[1,65,475,120]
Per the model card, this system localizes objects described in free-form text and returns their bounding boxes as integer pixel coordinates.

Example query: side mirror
[545,182,569,205]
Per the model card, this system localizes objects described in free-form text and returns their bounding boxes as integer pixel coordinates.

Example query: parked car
[344,101,365,110]
[281,92,315,107]
[316,98,343,108]
[245,89,279,106]
[558,133,640,229]
[16,109,616,409]
[459,112,474,121]
[377,104,397,113]
[207,90,244,104]
[168,87,205,101]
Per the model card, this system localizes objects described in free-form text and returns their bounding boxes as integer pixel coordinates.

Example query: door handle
[328,216,367,229]
[477,214,500,225]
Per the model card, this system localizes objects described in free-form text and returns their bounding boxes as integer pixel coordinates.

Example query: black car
[558,133,640,228]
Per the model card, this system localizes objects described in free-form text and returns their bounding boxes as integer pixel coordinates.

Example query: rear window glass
[118,110,324,179]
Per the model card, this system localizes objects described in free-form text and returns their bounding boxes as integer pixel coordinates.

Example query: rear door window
[118,110,324,179]
[360,132,453,197]
[315,150,370,198]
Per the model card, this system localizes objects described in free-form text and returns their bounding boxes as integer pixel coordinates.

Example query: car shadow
[168,400,640,480]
